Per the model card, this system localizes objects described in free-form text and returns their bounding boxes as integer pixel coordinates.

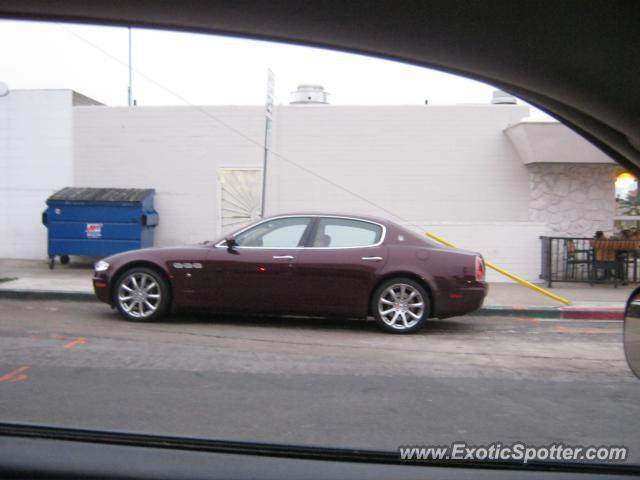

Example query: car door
[203,216,313,313]
[294,217,388,317]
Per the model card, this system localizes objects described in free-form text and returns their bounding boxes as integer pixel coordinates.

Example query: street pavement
[0,298,638,463]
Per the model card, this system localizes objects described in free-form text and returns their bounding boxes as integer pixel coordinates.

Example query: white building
[1,88,618,282]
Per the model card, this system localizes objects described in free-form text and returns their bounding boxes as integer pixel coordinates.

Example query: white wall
[266,104,531,222]
[73,106,265,246]
[0,90,74,259]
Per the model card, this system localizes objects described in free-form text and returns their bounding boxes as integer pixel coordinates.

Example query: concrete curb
[0,289,96,302]
[0,289,626,320]
[476,306,561,319]
[478,305,624,320]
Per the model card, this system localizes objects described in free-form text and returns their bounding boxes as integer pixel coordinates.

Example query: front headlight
[94,260,110,272]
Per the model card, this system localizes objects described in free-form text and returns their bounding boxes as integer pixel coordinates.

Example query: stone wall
[528,164,617,236]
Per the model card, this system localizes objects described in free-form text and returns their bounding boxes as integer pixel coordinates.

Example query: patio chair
[564,239,591,280]
[589,240,620,288]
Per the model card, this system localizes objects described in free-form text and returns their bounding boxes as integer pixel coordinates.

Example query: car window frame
[220,216,315,249]
[307,217,385,249]
[214,215,386,250]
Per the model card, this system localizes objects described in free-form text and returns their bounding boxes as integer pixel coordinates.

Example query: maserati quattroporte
[93,214,487,333]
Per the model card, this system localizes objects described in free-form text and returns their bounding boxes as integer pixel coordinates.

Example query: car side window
[311,218,383,248]
[234,217,311,248]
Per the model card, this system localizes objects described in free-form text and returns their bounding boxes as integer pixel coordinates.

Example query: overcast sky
[0,19,551,119]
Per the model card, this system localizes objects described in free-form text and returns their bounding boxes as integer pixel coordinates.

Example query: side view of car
[93,214,487,333]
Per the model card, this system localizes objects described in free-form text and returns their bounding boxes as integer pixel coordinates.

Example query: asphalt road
[0,298,638,462]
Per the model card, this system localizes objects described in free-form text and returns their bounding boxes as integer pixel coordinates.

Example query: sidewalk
[0,258,95,300]
[0,258,633,319]
[483,282,630,320]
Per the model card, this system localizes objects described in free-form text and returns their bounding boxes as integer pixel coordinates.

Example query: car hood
[102,245,210,265]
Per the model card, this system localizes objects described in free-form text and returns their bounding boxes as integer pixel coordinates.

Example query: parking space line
[0,366,29,382]
[64,337,86,349]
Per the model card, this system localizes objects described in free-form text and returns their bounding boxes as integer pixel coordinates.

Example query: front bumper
[93,272,110,304]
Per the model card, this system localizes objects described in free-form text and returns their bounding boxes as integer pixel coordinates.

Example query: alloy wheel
[117,272,162,320]
[377,283,425,330]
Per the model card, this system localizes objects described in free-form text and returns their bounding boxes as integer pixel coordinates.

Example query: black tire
[60,255,70,265]
[371,277,430,334]
[113,267,170,322]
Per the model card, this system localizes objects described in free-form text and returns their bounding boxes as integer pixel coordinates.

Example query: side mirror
[624,288,640,379]
[225,236,238,253]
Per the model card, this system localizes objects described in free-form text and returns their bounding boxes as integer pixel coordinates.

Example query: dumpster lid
[48,187,155,203]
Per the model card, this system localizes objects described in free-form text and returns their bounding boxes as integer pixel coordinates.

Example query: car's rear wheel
[113,267,169,322]
[372,278,429,334]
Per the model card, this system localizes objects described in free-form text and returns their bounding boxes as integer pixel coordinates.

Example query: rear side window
[312,218,383,248]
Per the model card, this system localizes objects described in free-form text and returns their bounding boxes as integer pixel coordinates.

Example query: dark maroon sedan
[93,214,487,333]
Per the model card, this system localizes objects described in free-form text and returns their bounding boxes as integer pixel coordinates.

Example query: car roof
[264,213,393,227]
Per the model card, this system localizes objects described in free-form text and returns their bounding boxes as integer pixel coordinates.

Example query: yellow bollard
[425,232,571,306]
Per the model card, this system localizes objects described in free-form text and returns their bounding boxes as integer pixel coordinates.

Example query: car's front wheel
[113,267,169,322]
[372,278,430,333]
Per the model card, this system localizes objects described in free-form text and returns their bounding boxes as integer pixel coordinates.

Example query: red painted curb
[561,308,624,320]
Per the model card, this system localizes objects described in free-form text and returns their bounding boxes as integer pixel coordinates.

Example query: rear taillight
[475,256,485,282]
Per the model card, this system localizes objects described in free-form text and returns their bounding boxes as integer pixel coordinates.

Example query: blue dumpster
[42,187,159,268]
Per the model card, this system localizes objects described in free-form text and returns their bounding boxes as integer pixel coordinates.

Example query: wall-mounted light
[616,172,637,199]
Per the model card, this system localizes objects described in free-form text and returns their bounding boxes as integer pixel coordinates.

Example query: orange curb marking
[64,337,87,349]
[0,366,29,382]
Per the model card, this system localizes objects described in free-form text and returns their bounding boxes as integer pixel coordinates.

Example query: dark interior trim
[0,422,638,476]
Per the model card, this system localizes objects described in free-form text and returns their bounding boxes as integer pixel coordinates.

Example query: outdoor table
[591,239,640,285]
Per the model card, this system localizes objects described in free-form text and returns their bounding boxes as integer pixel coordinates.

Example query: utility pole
[127,27,133,106]
[260,69,275,217]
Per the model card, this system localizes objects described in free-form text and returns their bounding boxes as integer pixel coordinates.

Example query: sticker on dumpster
[86,223,103,238]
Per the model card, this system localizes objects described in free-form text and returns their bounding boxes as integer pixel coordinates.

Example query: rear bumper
[461,284,488,310]
[435,282,488,319]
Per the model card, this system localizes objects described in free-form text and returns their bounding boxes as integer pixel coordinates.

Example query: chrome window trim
[214,215,387,250]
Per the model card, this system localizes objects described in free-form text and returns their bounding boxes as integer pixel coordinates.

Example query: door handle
[272,255,294,260]
[362,256,383,262]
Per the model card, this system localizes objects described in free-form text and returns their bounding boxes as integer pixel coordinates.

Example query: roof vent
[491,90,517,105]
[290,84,329,104]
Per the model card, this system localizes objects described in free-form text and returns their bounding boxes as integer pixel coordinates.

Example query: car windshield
[0,19,638,469]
